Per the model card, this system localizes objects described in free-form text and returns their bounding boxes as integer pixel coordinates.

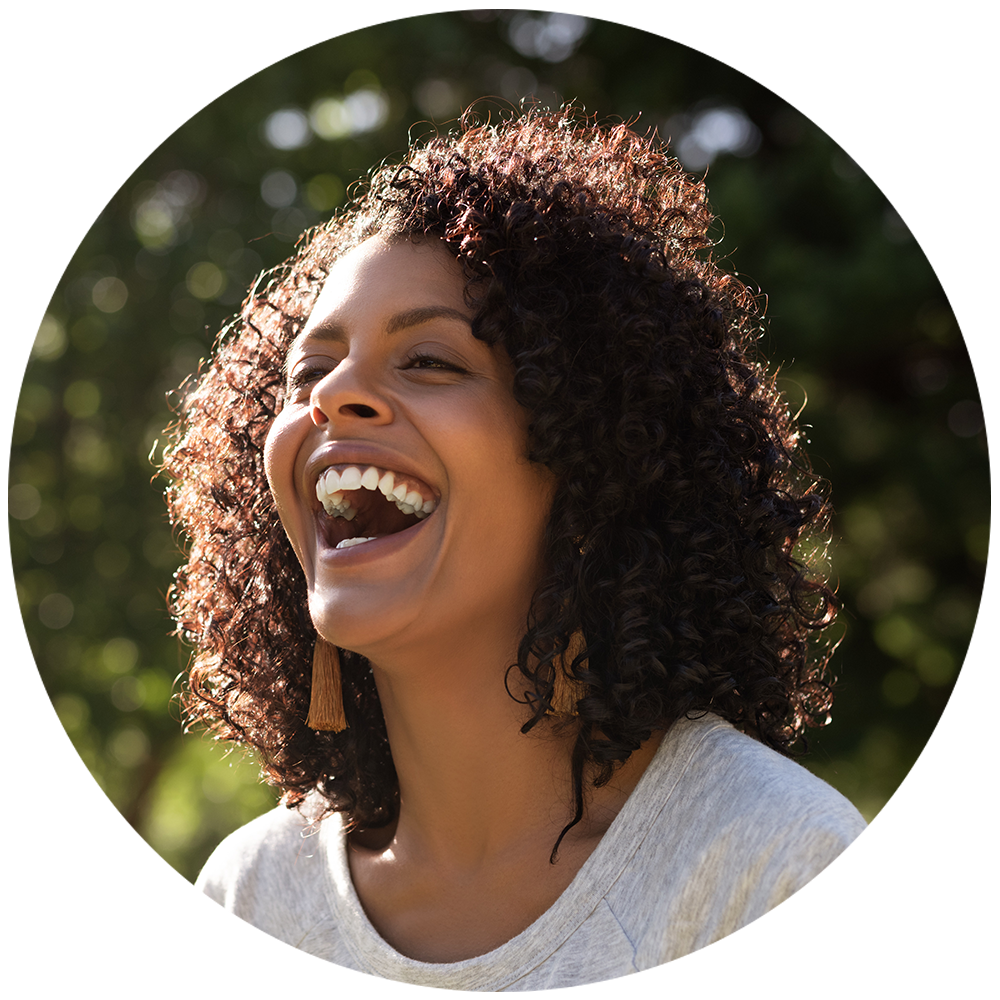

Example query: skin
[265,236,661,962]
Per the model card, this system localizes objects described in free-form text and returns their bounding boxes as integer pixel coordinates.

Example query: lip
[303,441,440,514]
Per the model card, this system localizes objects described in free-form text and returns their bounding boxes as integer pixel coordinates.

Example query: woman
[163,108,865,988]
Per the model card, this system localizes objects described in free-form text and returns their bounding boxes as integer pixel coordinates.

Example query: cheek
[263,434,282,506]
[488,401,551,501]
[263,410,305,525]
[453,403,555,538]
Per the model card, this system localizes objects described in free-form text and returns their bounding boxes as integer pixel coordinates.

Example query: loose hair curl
[163,107,837,850]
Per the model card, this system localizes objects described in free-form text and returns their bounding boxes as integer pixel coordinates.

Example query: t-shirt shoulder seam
[600,898,640,965]
[597,718,728,891]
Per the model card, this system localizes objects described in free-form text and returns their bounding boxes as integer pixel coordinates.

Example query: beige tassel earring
[307,638,348,732]
[549,631,587,717]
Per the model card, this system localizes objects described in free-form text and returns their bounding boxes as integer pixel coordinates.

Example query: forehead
[298,236,467,341]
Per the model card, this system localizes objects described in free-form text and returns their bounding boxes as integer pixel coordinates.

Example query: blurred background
[8,11,988,883]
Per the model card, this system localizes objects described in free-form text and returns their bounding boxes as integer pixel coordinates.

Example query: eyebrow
[299,305,474,346]
[386,306,473,336]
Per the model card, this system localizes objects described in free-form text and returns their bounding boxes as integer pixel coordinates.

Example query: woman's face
[264,236,556,662]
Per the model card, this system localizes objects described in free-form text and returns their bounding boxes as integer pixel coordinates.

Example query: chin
[307,585,422,661]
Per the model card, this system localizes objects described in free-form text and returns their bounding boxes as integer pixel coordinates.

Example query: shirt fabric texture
[196,713,866,989]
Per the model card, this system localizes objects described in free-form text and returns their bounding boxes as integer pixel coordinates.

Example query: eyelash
[404,352,469,374]
[288,365,331,390]
[287,353,468,391]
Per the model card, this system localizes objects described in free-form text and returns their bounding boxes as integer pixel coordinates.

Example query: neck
[368,637,578,869]
[360,626,662,873]
[341,621,664,966]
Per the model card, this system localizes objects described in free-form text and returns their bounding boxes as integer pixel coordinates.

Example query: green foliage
[9,12,988,882]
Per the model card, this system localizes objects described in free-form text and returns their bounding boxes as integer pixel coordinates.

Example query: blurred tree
[9,11,987,881]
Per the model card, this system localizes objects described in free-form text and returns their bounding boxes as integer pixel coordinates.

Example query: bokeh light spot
[309,89,389,140]
[53,693,90,732]
[21,309,66,361]
[947,399,984,437]
[111,675,147,712]
[260,169,298,208]
[103,636,139,674]
[263,107,311,150]
[915,645,956,687]
[507,12,589,63]
[63,380,101,419]
[8,483,41,521]
[185,261,225,301]
[109,727,150,768]
[91,276,129,313]
[873,613,920,659]
[304,173,345,212]
[38,592,74,630]
[670,106,762,170]
[414,79,462,119]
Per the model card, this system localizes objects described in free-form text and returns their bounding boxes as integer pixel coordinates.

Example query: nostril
[341,403,378,418]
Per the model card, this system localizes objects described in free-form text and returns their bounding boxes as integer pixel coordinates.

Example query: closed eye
[404,353,469,374]
[288,363,334,391]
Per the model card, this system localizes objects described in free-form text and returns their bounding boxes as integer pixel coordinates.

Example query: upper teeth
[315,465,438,521]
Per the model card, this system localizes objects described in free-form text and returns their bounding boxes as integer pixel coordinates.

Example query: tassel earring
[307,638,348,732]
[549,632,586,717]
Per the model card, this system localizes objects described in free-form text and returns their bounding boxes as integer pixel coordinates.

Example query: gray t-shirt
[196,713,866,989]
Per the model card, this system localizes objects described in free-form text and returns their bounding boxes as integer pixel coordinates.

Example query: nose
[309,363,392,428]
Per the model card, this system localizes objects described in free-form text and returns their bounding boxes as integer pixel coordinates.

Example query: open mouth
[315,464,438,551]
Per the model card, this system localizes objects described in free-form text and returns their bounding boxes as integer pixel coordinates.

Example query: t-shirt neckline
[316,713,725,990]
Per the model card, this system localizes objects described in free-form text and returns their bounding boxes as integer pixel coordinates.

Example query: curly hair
[162,107,837,854]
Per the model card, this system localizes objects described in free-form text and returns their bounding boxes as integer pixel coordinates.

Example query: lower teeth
[335,536,378,549]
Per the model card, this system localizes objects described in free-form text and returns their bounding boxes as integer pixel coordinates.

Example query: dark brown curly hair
[163,107,837,854]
